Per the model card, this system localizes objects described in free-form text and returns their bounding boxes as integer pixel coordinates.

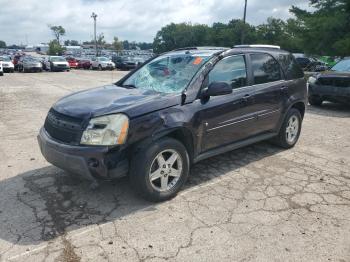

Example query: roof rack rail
[234,44,281,49]
[173,46,229,51]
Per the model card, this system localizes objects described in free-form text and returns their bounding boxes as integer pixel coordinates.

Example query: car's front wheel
[274,108,302,149]
[130,137,190,202]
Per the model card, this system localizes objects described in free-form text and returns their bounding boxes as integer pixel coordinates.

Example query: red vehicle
[66,57,78,68]
[77,58,92,69]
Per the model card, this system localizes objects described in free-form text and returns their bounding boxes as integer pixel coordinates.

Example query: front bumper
[37,128,129,181]
[52,65,69,71]
[24,66,42,71]
[3,66,14,72]
[101,64,115,69]
[309,84,350,103]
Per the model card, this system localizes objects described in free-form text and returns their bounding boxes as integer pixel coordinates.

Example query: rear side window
[278,54,304,80]
[208,55,247,89]
[250,54,281,84]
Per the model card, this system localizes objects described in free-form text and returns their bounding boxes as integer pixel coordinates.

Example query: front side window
[208,55,247,89]
[122,53,210,93]
[251,53,281,84]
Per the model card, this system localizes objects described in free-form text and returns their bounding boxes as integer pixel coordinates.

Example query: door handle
[280,86,288,94]
[242,94,251,102]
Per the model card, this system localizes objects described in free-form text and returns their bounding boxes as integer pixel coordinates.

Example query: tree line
[152,0,350,56]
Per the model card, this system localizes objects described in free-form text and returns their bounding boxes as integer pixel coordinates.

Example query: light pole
[241,0,248,44]
[91,12,98,56]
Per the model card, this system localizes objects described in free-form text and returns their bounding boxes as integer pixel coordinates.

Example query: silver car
[18,56,43,73]
[91,57,115,70]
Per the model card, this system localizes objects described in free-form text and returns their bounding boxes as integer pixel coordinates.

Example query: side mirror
[204,82,232,97]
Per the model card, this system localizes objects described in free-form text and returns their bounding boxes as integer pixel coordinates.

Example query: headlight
[80,114,129,146]
[308,76,317,85]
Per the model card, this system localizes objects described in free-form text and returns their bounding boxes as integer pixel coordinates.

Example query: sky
[0,0,311,45]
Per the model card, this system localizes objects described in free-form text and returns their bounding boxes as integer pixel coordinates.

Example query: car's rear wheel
[308,96,323,106]
[273,108,302,149]
[130,137,190,202]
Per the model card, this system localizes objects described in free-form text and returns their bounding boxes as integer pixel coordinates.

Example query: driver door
[199,54,258,152]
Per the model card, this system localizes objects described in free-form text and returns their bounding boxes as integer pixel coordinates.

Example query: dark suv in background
[38,45,307,201]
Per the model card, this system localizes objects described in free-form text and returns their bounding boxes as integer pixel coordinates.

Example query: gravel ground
[0,70,349,262]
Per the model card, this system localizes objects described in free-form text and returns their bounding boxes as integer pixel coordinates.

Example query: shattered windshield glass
[122,53,210,93]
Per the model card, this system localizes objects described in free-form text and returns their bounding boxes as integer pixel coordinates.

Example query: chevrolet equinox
[38,46,307,202]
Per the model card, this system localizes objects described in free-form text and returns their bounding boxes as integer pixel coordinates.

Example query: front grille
[44,109,85,144]
[317,77,350,87]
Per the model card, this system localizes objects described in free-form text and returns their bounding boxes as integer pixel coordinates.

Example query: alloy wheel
[149,149,183,192]
[286,115,299,144]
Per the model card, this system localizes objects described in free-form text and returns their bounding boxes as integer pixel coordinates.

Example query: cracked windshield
[122,54,210,93]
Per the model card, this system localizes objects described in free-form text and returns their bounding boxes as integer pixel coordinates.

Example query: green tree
[290,0,350,56]
[112,37,123,50]
[64,40,79,46]
[48,40,66,55]
[0,40,6,48]
[49,25,66,44]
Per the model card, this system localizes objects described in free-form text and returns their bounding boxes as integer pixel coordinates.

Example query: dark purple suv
[38,46,307,201]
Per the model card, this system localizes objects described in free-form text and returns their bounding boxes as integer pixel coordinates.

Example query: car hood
[318,71,350,78]
[53,85,181,119]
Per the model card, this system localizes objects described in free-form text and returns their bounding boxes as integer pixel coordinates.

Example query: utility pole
[241,0,248,44]
[91,12,98,56]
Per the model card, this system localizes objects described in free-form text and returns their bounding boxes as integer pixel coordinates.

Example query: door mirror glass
[205,82,232,97]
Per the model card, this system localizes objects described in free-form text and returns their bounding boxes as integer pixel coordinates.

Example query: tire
[98,65,103,71]
[130,137,190,202]
[308,96,323,106]
[0,72,3,76]
[273,108,302,149]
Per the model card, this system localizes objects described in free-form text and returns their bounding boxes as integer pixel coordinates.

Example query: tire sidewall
[130,138,190,201]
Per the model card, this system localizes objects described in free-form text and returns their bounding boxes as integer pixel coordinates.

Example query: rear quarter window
[278,54,304,80]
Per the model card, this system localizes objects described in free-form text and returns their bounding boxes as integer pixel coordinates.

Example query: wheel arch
[152,127,195,164]
[290,101,306,119]
[130,127,195,164]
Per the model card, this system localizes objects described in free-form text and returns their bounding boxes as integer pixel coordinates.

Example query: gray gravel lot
[0,70,349,262]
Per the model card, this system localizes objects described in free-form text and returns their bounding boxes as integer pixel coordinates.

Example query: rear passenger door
[247,53,286,133]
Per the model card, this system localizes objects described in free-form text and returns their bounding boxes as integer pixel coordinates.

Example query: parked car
[43,56,70,72]
[66,57,78,69]
[76,58,92,69]
[0,62,3,76]
[295,56,328,72]
[113,56,137,70]
[0,56,14,72]
[308,57,350,105]
[17,56,43,72]
[91,57,115,70]
[38,46,307,202]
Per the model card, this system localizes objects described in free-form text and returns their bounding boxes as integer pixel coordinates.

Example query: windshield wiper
[121,84,137,89]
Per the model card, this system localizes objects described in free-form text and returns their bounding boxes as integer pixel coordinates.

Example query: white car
[0,56,14,73]
[0,62,3,76]
[43,56,70,72]
[91,57,115,70]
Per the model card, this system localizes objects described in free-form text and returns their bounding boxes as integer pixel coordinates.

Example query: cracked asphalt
[0,70,349,262]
